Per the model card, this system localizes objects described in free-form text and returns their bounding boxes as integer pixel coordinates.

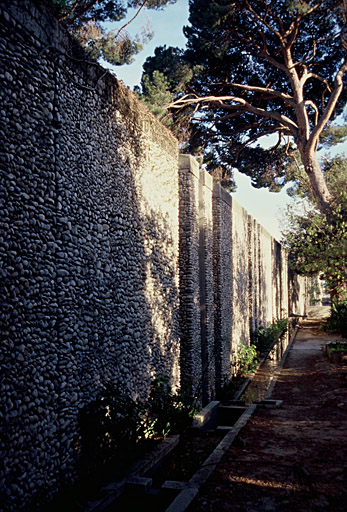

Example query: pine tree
[166,0,347,211]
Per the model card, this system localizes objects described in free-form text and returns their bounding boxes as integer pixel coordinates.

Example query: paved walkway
[188,318,347,512]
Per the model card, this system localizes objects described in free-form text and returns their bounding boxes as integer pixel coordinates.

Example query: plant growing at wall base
[251,318,288,354]
[78,383,146,475]
[218,344,258,401]
[78,376,197,479]
[328,342,347,353]
[326,297,347,338]
[234,344,258,377]
[146,376,197,437]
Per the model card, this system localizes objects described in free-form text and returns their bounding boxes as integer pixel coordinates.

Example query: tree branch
[245,1,282,41]
[301,71,332,92]
[59,0,80,22]
[113,0,148,40]
[285,15,301,51]
[305,99,319,126]
[233,32,288,72]
[230,83,295,107]
[169,94,299,137]
[309,56,347,151]
[236,127,285,153]
[62,0,99,23]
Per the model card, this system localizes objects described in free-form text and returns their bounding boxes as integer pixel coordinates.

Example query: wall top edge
[230,195,249,217]
[258,222,274,242]
[179,154,200,178]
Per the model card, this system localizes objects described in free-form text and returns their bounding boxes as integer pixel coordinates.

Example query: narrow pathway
[188,319,347,512]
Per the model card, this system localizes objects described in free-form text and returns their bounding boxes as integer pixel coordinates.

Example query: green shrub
[147,376,197,437]
[251,318,288,353]
[78,376,197,476]
[235,344,258,376]
[329,342,347,353]
[326,298,347,338]
[79,384,146,471]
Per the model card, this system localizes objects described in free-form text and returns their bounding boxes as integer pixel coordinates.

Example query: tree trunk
[301,150,332,211]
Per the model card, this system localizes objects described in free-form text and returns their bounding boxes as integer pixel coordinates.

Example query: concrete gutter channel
[234,324,299,402]
[83,326,299,512]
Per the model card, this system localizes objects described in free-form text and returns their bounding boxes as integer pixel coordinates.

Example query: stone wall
[178,155,201,396]
[179,158,306,395]
[213,185,233,393]
[0,2,307,510]
[0,1,180,509]
[230,197,251,350]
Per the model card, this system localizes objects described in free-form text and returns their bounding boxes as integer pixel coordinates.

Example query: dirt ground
[188,321,347,512]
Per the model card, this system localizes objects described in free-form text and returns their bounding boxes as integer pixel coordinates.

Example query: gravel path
[188,321,347,512]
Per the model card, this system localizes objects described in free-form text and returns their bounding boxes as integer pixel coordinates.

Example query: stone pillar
[248,215,260,334]
[178,156,216,404]
[178,155,202,398]
[258,224,274,327]
[199,169,215,403]
[213,184,233,390]
[273,240,283,320]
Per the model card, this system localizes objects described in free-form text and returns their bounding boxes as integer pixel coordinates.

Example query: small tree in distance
[281,155,347,299]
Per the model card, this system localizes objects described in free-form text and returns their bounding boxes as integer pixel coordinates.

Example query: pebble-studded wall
[0,1,180,510]
[179,156,307,394]
[0,2,307,510]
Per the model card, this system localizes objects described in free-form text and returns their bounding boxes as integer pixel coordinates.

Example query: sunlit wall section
[230,197,251,347]
[248,215,260,334]
[273,240,283,320]
[280,247,289,319]
[289,269,307,318]
[258,224,274,327]
[136,118,180,389]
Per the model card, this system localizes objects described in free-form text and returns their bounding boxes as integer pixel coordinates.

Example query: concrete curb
[165,404,258,512]
[263,325,299,400]
[85,327,300,512]
[84,435,180,512]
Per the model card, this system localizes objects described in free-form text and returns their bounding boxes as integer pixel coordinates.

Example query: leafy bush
[326,298,347,338]
[78,376,197,477]
[329,342,347,353]
[283,189,347,299]
[79,384,146,472]
[235,344,258,377]
[251,318,288,354]
[147,376,197,437]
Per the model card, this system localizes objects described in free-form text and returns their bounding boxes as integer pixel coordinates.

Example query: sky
[104,0,346,241]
